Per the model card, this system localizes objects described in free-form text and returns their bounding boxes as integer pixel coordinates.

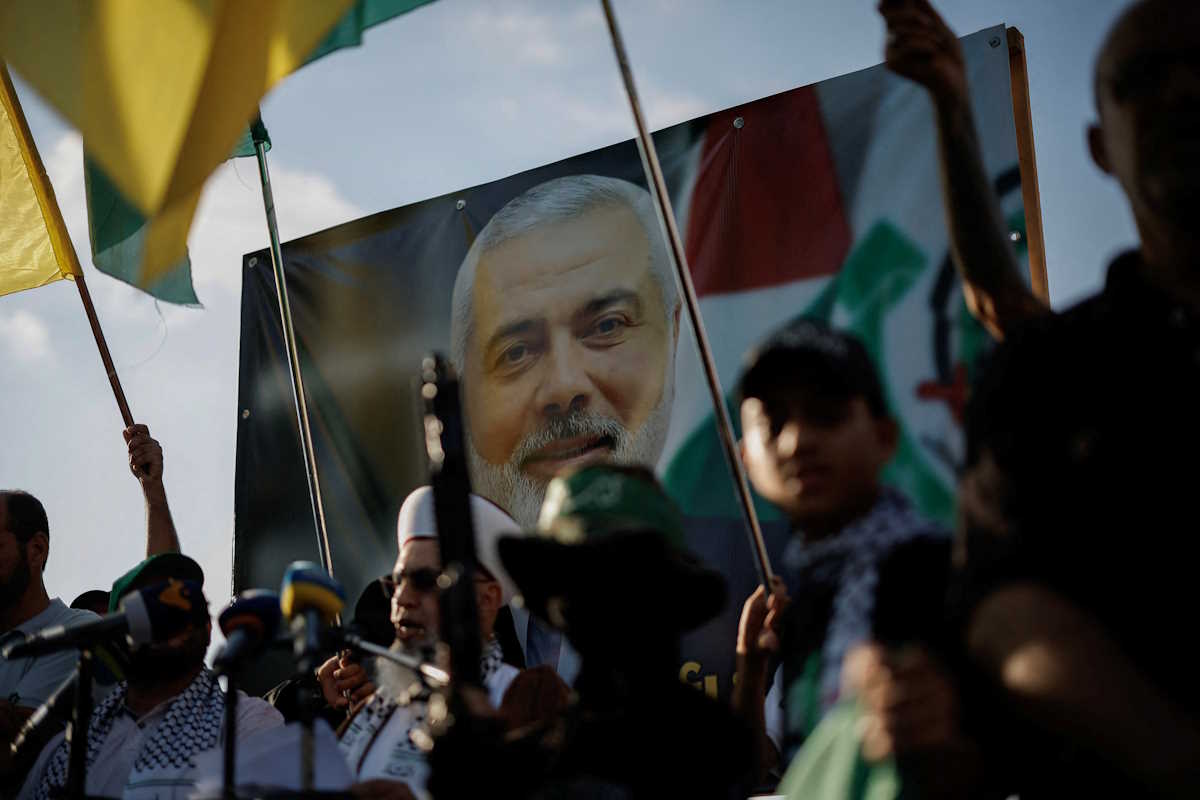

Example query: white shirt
[17,689,283,799]
[0,599,97,708]
[341,662,519,799]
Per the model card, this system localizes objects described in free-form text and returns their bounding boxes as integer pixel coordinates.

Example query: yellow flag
[0,63,80,299]
[0,0,353,283]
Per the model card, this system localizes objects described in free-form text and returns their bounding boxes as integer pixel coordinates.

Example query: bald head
[1094,0,1200,108]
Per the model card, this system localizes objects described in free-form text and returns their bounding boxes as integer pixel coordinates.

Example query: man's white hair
[450,174,680,374]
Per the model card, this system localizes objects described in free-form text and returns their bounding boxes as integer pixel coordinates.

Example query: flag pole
[0,63,135,428]
[74,272,134,427]
[250,117,337,583]
[598,0,774,588]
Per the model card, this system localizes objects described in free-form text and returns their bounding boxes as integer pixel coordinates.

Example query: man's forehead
[396,537,439,570]
[472,206,653,318]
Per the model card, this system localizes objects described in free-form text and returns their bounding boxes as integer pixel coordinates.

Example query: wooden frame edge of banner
[1007,26,1050,303]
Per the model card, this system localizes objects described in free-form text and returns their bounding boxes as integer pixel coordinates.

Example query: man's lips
[394,619,425,641]
[522,435,615,477]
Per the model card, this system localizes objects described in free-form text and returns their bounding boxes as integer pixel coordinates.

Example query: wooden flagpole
[1,63,134,427]
[598,0,775,588]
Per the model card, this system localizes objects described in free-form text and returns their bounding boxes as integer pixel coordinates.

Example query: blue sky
[0,0,1135,640]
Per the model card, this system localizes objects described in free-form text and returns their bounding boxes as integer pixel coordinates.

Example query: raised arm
[124,424,180,555]
[881,0,1046,339]
[732,577,788,786]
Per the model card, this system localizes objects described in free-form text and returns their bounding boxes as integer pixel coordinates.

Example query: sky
[0,0,1137,650]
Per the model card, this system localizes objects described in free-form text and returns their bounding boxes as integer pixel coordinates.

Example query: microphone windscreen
[218,590,282,640]
[280,561,345,622]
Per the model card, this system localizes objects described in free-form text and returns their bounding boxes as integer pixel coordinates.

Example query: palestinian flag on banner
[660,25,1029,528]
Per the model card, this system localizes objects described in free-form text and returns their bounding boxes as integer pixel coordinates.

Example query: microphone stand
[63,648,94,800]
[221,670,238,800]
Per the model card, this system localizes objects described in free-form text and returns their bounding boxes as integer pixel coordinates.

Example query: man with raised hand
[866,2,1200,796]
[0,424,177,767]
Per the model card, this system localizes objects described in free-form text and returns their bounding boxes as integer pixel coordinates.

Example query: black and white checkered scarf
[783,488,947,710]
[34,668,224,800]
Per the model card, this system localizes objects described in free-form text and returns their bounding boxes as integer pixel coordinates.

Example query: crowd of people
[2,0,1198,796]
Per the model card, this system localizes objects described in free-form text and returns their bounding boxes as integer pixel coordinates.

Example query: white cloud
[187,158,364,299]
[0,308,52,363]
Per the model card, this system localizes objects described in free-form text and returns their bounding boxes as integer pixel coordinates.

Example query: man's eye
[589,316,627,338]
[504,344,528,362]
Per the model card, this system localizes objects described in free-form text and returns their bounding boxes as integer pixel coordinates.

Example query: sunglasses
[380,569,491,598]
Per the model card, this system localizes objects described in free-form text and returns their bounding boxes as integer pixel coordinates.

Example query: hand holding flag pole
[597,0,775,588]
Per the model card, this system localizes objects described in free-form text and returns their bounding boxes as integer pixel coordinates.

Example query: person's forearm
[142,480,180,555]
[732,654,778,784]
[970,585,1200,798]
[934,97,1045,340]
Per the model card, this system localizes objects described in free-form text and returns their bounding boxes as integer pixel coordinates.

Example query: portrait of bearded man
[451,174,681,528]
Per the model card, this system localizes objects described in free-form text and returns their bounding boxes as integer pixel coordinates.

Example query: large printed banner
[235,27,1029,695]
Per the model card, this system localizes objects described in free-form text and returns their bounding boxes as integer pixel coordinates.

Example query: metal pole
[599,0,774,588]
[252,129,337,584]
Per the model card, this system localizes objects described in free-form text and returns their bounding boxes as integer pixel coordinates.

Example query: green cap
[535,464,685,549]
[499,465,726,634]
[109,553,205,613]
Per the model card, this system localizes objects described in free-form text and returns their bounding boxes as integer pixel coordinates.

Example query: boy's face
[740,390,897,532]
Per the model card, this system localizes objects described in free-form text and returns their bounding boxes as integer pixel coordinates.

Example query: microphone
[213,590,282,676]
[324,626,450,688]
[3,579,205,659]
[280,561,344,673]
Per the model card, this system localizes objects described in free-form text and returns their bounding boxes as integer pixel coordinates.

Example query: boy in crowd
[731,318,950,783]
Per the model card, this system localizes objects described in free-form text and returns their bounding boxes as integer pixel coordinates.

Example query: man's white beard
[374,640,429,702]
[467,382,674,528]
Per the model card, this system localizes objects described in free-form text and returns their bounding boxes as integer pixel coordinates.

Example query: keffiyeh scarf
[35,668,225,800]
[340,636,507,771]
[782,488,947,710]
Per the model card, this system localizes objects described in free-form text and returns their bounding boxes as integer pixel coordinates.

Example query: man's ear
[26,532,48,574]
[479,580,503,616]
[1088,124,1112,175]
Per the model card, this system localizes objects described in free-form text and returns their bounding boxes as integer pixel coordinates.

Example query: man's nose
[537,334,593,416]
[393,583,416,612]
[776,421,815,459]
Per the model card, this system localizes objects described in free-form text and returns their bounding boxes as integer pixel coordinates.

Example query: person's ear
[480,580,502,616]
[26,531,48,574]
[1088,124,1112,175]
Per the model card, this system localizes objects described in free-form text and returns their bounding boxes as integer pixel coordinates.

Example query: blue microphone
[213,590,282,675]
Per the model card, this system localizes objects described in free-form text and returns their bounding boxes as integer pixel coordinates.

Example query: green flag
[83,0,437,305]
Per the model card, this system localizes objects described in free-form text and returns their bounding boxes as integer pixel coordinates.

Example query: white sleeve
[764,665,784,754]
[235,693,286,739]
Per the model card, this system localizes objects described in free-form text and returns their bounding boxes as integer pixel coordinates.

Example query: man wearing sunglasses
[337,487,522,800]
